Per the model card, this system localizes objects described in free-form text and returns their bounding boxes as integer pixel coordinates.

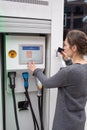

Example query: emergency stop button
[8,50,17,58]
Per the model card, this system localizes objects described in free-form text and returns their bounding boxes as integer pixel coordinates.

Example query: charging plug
[35,78,42,96]
[8,72,16,89]
[22,72,29,90]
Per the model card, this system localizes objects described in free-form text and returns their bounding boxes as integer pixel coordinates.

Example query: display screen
[19,45,43,64]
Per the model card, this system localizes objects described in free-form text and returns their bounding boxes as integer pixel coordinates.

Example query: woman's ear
[72,45,77,52]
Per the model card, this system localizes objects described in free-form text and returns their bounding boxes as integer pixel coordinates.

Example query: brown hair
[66,30,87,55]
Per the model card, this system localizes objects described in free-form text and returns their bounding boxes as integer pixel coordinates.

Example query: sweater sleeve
[64,59,73,66]
[33,68,67,88]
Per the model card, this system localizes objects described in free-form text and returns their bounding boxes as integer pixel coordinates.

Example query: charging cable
[8,72,20,130]
[22,72,40,130]
[35,78,44,130]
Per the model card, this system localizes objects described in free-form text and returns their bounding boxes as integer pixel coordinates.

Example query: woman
[27,30,87,130]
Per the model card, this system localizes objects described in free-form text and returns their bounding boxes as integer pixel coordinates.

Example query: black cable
[33,117,36,130]
[25,89,40,130]
[38,97,42,129]
[38,96,41,113]
[12,89,20,130]
[25,90,39,130]
[26,93,36,130]
[41,88,43,120]
[38,89,44,130]
[30,109,36,130]
[41,87,43,123]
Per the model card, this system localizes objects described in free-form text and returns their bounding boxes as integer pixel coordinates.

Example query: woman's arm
[64,59,73,65]
[27,62,67,89]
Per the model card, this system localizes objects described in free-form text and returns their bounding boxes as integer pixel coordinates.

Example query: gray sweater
[33,63,87,130]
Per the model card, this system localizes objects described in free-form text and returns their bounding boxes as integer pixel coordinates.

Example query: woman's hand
[27,61,37,72]
[60,51,70,61]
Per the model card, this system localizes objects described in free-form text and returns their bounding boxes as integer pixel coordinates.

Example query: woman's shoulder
[60,63,84,73]
[63,63,87,75]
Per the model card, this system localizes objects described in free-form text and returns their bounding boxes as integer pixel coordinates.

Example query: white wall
[49,0,64,130]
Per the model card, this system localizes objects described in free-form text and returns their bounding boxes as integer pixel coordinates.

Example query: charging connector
[22,72,29,90]
[35,78,42,97]
[22,72,40,130]
[8,71,20,130]
[8,72,16,89]
[35,77,44,130]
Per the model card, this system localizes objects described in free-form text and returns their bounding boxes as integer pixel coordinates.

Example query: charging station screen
[19,45,43,64]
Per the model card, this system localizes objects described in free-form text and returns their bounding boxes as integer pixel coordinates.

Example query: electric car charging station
[0,0,65,130]
[0,1,87,130]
